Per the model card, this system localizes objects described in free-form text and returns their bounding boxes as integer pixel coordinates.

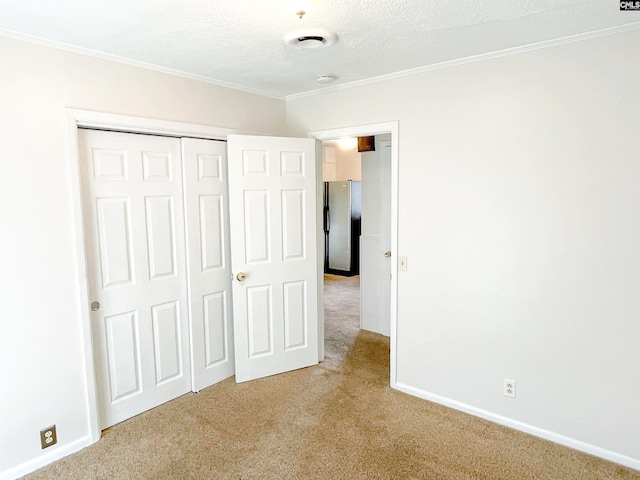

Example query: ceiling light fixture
[279,0,312,19]
[338,137,358,150]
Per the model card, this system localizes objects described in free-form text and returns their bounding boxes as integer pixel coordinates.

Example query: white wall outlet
[399,255,408,271]
[503,379,516,398]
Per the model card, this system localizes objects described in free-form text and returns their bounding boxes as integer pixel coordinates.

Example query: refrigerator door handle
[324,206,330,233]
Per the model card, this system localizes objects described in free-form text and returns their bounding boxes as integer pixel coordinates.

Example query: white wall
[335,145,361,181]
[287,29,640,468]
[323,145,338,181]
[322,141,361,181]
[0,36,285,478]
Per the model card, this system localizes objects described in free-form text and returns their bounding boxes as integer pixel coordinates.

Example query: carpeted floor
[22,274,640,479]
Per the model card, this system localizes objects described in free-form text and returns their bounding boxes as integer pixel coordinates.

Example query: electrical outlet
[399,255,408,271]
[40,425,57,449]
[503,379,516,398]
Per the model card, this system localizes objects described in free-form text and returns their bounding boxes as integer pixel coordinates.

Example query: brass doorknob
[91,301,100,311]
[384,251,391,257]
[236,272,247,282]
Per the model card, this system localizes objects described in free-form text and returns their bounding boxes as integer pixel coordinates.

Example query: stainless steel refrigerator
[323,180,361,276]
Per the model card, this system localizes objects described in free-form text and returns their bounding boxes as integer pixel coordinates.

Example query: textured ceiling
[1,0,638,98]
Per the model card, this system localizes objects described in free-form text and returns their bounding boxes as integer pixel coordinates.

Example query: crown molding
[285,21,640,101]
[0,28,285,100]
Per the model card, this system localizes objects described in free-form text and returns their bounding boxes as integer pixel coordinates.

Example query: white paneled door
[227,135,319,383]
[360,137,392,337]
[79,129,191,428]
[181,138,234,391]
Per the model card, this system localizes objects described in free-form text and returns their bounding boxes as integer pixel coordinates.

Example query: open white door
[227,135,319,382]
[360,136,392,336]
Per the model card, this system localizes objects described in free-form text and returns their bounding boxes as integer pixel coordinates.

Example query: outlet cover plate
[503,379,516,398]
[40,425,57,449]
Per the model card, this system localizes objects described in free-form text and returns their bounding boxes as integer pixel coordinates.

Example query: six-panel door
[79,129,191,428]
[181,138,235,391]
[227,135,319,383]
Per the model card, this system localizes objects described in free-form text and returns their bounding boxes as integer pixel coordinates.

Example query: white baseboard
[3,385,639,477]
[393,381,640,473]
[0,435,93,480]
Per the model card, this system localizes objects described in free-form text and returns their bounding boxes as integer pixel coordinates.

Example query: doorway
[309,122,398,386]
[320,136,363,367]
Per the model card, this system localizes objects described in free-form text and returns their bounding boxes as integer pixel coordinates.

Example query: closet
[78,129,233,428]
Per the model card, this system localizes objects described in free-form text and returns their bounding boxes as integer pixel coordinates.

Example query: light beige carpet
[22,274,640,479]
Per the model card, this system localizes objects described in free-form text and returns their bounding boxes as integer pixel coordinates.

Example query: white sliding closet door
[181,137,235,391]
[79,129,191,428]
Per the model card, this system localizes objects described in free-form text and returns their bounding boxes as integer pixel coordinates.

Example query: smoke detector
[284,29,338,49]
[317,74,337,84]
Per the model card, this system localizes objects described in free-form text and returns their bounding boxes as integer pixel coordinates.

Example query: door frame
[64,108,245,444]
[308,121,399,388]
